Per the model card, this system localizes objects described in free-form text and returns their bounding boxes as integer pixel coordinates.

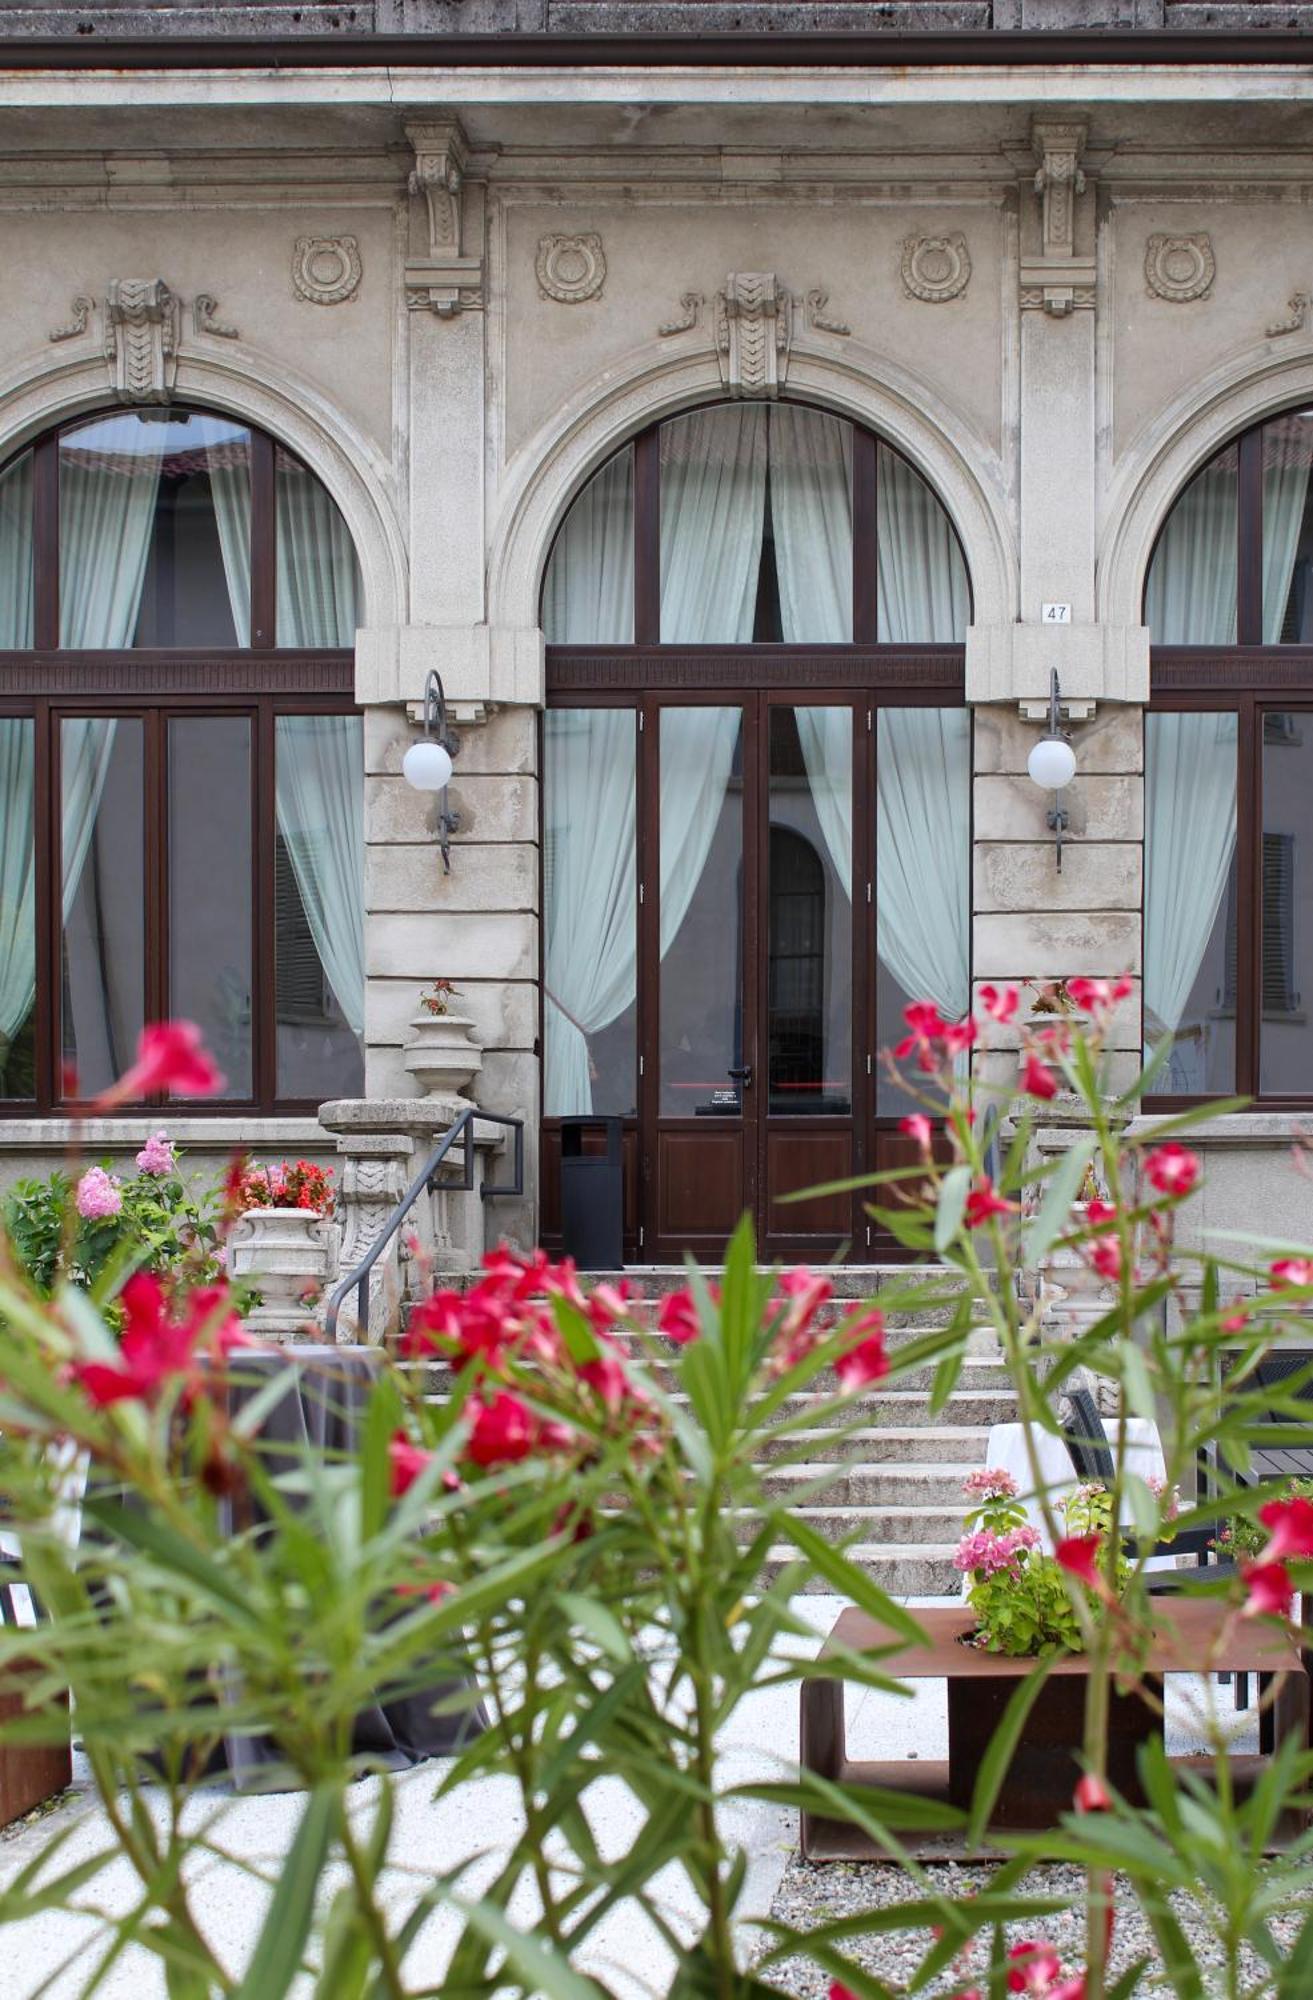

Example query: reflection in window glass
[60,411,251,648]
[1260,712,1313,1095]
[659,707,744,1114]
[0,719,35,1097]
[1144,712,1237,1095]
[275,448,362,647]
[62,718,144,1097]
[770,707,851,1114]
[274,715,364,1100]
[875,707,971,1113]
[1263,413,1313,642]
[543,450,634,645]
[0,451,33,648]
[876,448,969,643]
[170,718,252,1097]
[543,708,637,1116]
[1144,445,1238,644]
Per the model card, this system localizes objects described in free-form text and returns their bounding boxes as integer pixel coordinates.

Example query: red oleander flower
[466,1391,537,1468]
[896,1000,950,1072]
[74,1275,242,1409]
[388,1432,434,1498]
[1074,1772,1112,1812]
[834,1321,889,1391]
[1065,975,1134,1017]
[1084,1198,1117,1227]
[1007,1941,1062,1993]
[580,1350,631,1414]
[1021,1052,1059,1100]
[1242,1559,1294,1619]
[979,982,1020,1024]
[828,1985,859,2000]
[1056,1533,1103,1588]
[658,1287,702,1345]
[1271,1256,1313,1290]
[964,1178,1012,1229]
[1257,1495,1313,1563]
[1144,1141,1201,1199]
[397,1580,453,1606]
[1087,1234,1124,1283]
[102,1021,225,1105]
[900,1112,933,1152]
[941,1016,979,1058]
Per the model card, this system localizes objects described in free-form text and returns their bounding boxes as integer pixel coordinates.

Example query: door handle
[727,1066,753,1086]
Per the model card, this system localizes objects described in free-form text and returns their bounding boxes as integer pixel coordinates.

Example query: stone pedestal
[227,1206,341,1344]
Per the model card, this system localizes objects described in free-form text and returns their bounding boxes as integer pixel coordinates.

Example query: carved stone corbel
[404,118,484,319]
[104,278,179,403]
[715,273,792,397]
[1021,120,1096,318]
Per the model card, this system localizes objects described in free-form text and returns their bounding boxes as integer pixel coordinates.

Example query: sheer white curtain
[210,457,253,644]
[0,453,33,648]
[660,405,768,642]
[877,449,970,644]
[1144,712,1238,1045]
[1143,458,1237,645]
[274,716,365,1039]
[659,707,742,956]
[276,458,362,648]
[877,709,972,1020]
[544,710,638,1116]
[1262,421,1313,642]
[543,452,634,644]
[0,458,34,1061]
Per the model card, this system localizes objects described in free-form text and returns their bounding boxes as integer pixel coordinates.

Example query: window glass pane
[660,408,768,642]
[876,447,969,643]
[1144,711,1237,1095]
[543,708,637,1115]
[1144,445,1238,644]
[61,718,144,1097]
[60,411,250,648]
[1263,413,1313,642]
[659,707,743,1114]
[0,718,36,1097]
[875,707,971,1113]
[274,715,364,1100]
[543,450,634,644]
[0,451,33,647]
[1260,711,1313,1096]
[275,448,362,647]
[769,408,853,643]
[769,707,851,1114]
[170,717,251,1097]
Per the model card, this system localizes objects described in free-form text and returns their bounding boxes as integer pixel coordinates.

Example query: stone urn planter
[402,1011,482,1100]
[1036,1200,1113,1338]
[226,1206,341,1343]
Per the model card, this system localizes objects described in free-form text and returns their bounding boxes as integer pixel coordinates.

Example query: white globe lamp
[402,669,461,871]
[402,738,454,792]
[1026,733,1077,792]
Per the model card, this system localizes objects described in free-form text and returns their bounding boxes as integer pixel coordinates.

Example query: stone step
[736,1503,965,1546]
[760,1463,973,1508]
[757,1424,992,1464]
[763,1387,1016,1429]
[760,1543,962,1595]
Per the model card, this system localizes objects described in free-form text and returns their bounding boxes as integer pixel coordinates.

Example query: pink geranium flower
[75,1166,122,1221]
[1144,1141,1200,1199]
[963,1465,1019,1500]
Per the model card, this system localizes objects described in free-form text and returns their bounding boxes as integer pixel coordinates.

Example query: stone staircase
[424,1265,1015,1598]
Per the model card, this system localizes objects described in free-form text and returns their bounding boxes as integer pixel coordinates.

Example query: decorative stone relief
[657,291,703,336]
[328,1136,412,1342]
[1144,233,1216,304]
[900,233,972,304]
[292,236,362,306]
[1022,120,1095,317]
[804,288,851,335]
[715,273,792,397]
[49,294,93,343]
[1268,292,1310,338]
[193,293,239,339]
[536,233,606,304]
[104,278,179,404]
[404,118,483,318]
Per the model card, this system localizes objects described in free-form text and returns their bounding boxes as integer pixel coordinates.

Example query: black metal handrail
[324,1107,524,1343]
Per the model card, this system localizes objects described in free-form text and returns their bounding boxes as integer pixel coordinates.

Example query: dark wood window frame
[0,408,360,1116]
[540,408,972,1256]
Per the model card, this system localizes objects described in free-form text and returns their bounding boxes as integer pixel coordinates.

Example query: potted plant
[225,1159,340,1342]
[403,978,483,1099]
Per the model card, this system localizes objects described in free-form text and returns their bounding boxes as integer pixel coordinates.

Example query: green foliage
[3,1156,227,1301]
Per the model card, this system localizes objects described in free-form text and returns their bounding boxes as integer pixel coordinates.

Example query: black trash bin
[558,1116,624,1272]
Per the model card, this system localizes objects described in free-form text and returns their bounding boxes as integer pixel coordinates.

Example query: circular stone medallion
[901,232,972,304]
[292,236,363,307]
[536,233,607,305]
[1144,233,1215,304]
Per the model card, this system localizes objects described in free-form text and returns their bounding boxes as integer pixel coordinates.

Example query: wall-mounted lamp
[402,668,460,872]
[1027,668,1077,872]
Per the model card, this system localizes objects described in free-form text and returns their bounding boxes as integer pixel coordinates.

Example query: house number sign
[1042,602,1072,624]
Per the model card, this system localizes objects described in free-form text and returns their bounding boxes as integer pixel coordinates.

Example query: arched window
[540,402,972,1259]
[0,406,365,1110]
[1144,407,1313,1103]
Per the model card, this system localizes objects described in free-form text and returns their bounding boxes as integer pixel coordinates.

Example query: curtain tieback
[544,986,591,1040]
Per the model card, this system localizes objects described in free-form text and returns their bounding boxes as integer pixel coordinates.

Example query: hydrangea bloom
[134,1130,175,1176]
[76,1166,123,1221]
[953,1524,1039,1577]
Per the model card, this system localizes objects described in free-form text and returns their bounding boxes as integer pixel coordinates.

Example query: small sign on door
[1041,602,1072,624]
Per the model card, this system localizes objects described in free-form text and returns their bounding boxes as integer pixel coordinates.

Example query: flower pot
[226,1205,341,1343]
[402,1011,482,1100]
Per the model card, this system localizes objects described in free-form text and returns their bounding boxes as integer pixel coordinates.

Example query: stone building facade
[0,15,1311,1287]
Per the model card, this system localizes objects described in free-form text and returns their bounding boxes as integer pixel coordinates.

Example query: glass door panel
[61,717,144,1098]
[169,716,252,1098]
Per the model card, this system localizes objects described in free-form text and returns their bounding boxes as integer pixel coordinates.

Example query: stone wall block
[367,975,538,1052]
[974,841,1142,913]
[366,840,538,914]
[367,911,539,983]
[974,705,1144,777]
[973,909,1141,979]
[367,772,539,845]
[973,773,1143,843]
[365,704,536,779]
[973,977,1142,1051]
